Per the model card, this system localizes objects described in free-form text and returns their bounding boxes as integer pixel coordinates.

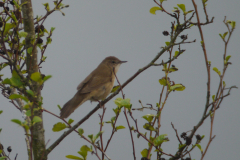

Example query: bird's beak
[120,61,127,64]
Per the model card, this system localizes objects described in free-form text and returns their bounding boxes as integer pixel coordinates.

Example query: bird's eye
[112,61,115,64]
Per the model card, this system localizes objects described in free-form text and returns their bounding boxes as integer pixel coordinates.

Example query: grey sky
[0,0,239,160]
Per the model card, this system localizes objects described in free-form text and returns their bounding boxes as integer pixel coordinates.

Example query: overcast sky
[0,0,240,160]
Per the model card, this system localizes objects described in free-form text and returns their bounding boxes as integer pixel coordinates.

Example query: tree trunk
[21,0,47,159]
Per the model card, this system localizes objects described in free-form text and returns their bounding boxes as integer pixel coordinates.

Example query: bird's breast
[90,78,115,101]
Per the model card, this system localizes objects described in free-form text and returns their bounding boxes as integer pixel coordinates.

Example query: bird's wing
[77,65,113,93]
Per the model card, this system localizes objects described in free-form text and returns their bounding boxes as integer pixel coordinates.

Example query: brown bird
[60,56,127,118]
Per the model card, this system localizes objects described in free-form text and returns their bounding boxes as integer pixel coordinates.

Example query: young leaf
[57,105,62,110]
[19,32,28,38]
[153,134,169,146]
[2,78,11,85]
[174,51,179,57]
[68,119,74,125]
[43,75,52,82]
[165,41,170,46]
[11,119,22,126]
[33,116,42,123]
[9,94,29,102]
[159,78,168,86]
[88,134,93,142]
[27,47,33,54]
[141,148,149,158]
[230,21,236,29]
[31,72,42,82]
[143,123,155,131]
[111,85,120,93]
[196,144,203,152]
[93,131,104,143]
[160,0,167,3]
[213,67,221,75]
[0,110,2,115]
[226,55,231,62]
[78,128,84,136]
[50,27,55,32]
[3,23,16,36]
[26,90,34,96]
[212,95,215,101]
[142,114,155,122]
[169,84,185,91]
[149,6,162,15]
[177,4,186,12]
[65,155,83,160]
[222,32,228,39]
[115,125,125,130]
[52,122,67,132]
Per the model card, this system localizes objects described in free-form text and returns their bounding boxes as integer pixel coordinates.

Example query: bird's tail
[60,92,88,118]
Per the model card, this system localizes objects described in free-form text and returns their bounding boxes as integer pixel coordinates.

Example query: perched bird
[60,56,127,118]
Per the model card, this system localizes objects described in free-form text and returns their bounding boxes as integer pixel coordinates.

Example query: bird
[60,56,127,118]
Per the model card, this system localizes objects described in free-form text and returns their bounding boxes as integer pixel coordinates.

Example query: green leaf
[88,134,93,142]
[223,81,226,87]
[26,90,34,96]
[177,4,186,12]
[212,95,215,101]
[149,6,162,15]
[77,145,92,159]
[160,0,167,3]
[31,72,42,82]
[9,94,29,102]
[143,123,155,131]
[141,148,149,158]
[3,23,16,36]
[154,134,169,146]
[174,51,179,57]
[32,116,42,123]
[169,84,185,91]
[0,157,8,160]
[57,105,62,110]
[142,114,155,122]
[47,38,52,44]
[111,85,120,93]
[27,47,33,54]
[222,32,228,39]
[65,155,83,160]
[226,55,231,62]
[159,78,168,86]
[11,119,22,126]
[80,145,91,152]
[68,119,74,125]
[10,70,23,87]
[0,110,2,115]
[43,75,52,82]
[165,41,170,46]
[114,98,132,109]
[116,125,125,130]
[78,128,84,136]
[50,27,55,32]
[10,77,23,87]
[93,131,104,143]
[196,144,203,152]
[169,66,178,72]
[52,122,67,132]
[19,32,28,38]
[25,110,31,116]
[213,67,221,75]
[230,21,236,29]
[43,3,50,12]
[2,78,11,85]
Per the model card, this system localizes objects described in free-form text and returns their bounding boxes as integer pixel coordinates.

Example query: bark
[21,0,47,159]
